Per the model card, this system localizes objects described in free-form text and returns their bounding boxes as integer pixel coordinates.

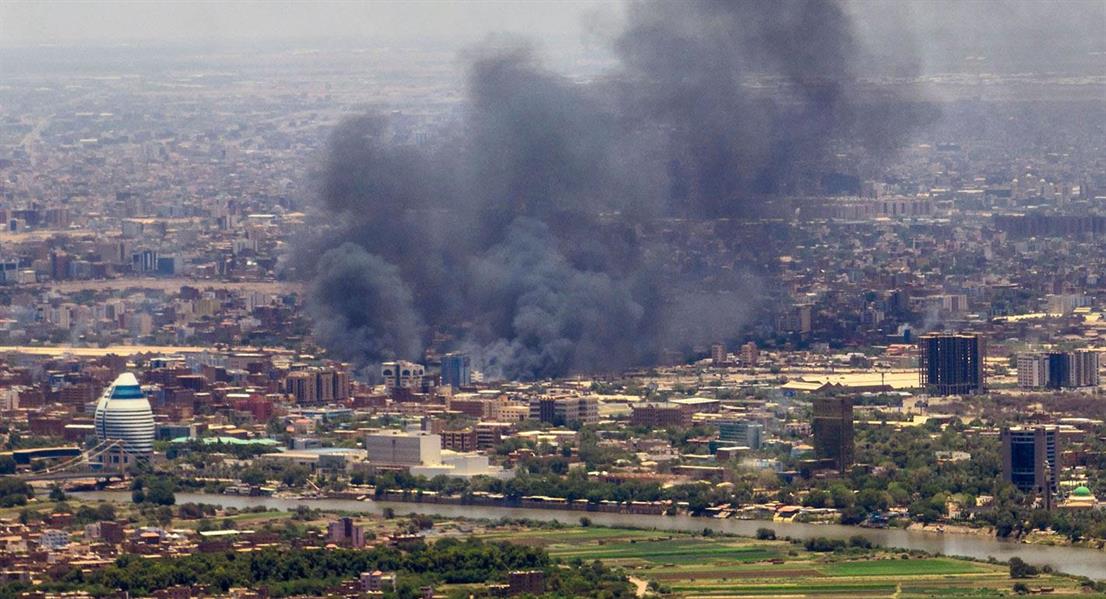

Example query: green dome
[1072,486,1093,497]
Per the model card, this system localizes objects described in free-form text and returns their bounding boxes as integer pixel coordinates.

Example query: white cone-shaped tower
[93,372,154,460]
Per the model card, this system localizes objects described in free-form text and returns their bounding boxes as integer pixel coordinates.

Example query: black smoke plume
[299,0,931,379]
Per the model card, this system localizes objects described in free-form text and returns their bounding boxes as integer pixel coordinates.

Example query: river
[78,491,1106,580]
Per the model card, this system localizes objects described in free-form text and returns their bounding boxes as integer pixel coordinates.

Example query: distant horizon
[0,1,617,49]
[3,1,1103,78]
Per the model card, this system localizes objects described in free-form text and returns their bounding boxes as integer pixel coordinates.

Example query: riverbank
[906,522,996,538]
[311,489,1058,547]
[288,489,984,539]
[75,491,1106,581]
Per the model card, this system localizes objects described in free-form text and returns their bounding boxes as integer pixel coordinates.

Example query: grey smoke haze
[5,1,1102,78]
[308,244,424,364]
[302,0,932,379]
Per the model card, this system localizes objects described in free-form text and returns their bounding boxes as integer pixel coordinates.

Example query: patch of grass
[479,527,658,542]
[548,538,780,563]
[821,558,987,577]
[173,510,295,529]
[478,525,1091,599]
[899,586,1013,598]
[668,581,896,595]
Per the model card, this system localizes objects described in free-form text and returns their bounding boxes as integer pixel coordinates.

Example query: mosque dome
[1072,486,1093,497]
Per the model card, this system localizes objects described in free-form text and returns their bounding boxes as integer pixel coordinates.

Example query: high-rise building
[741,342,759,366]
[1046,293,1088,316]
[1018,351,1099,389]
[1002,426,1061,498]
[93,372,155,466]
[777,304,813,334]
[1049,350,1099,388]
[1047,352,1070,389]
[1070,350,1100,387]
[284,371,317,404]
[1017,353,1048,389]
[440,352,471,389]
[918,333,985,395]
[812,397,853,471]
[528,396,598,426]
[710,343,727,366]
[718,420,764,449]
[381,361,425,389]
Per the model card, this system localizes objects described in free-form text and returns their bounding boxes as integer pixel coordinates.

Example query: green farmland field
[478,525,1102,598]
[822,557,986,577]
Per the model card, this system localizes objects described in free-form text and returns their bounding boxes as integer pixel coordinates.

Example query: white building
[39,529,69,551]
[1018,351,1100,389]
[381,361,425,389]
[364,430,440,466]
[1047,293,1088,316]
[1017,354,1048,389]
[0,387,20,411]
[1069,350,1100,388]
[94,372,155,465]
[410,450,513,480]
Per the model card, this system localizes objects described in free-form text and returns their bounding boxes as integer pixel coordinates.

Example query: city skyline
[2,1,1106,596]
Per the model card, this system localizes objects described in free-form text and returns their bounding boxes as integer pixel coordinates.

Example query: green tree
[856,488,890,513]
[803,489,829,508]
[280,465,310,488]
[133,477,176,506]
[1009,557,1038,579]
[828,484,854,509]
[755,527,776,540]
[0,478,32,507]
[848,535,873,549]
[240,468,268,486]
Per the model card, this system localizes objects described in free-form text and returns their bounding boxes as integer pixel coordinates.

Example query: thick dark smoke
[308,243,424,363]
[300,0,930,379]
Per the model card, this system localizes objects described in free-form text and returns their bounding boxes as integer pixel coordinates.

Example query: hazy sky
[2,1,1103,74]
[0,1,618,48]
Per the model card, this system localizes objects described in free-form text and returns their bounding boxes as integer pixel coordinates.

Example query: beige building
[364,429,440,466]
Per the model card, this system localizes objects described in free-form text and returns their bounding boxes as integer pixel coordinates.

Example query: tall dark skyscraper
[1002,426,1061,501]
[440,352,471,390]
[1046,350,1100,389]
[1046,352,1070,390]
[812,396,854,471]
[918,333,985,396]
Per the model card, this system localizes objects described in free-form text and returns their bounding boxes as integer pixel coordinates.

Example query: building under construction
[918,333,985,396]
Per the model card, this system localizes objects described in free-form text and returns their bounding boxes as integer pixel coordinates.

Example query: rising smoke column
[470,218,649,380]
[308,243,424,363]
[300,0,931,378]
[614,1,930,210]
